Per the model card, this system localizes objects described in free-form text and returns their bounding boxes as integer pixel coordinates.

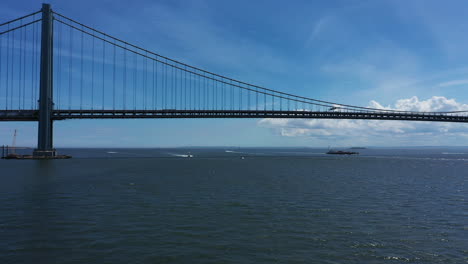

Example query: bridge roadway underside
[1,109,468,123]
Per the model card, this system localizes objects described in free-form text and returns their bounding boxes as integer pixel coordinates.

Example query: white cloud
[305,16,331,46]
[258,96,468,146]
[438,79,468,87]
[394,96,468,112]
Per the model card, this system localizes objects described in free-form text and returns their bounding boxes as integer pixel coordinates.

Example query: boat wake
[169,153,194,158]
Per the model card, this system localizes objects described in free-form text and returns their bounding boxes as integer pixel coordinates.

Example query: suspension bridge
[1,4,468,157]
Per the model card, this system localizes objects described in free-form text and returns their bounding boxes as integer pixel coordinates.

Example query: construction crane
[11,129,17,154]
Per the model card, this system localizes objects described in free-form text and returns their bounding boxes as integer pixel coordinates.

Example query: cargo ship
[326,150,359,155]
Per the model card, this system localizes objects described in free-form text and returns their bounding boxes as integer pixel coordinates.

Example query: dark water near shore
[1,147,467,263]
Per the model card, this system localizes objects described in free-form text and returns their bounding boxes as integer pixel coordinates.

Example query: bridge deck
[1,110,468,123]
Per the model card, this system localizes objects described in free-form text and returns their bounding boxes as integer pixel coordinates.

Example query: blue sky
[2,0,468,147]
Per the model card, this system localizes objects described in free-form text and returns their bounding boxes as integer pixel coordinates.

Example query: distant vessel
[326,150,359,155]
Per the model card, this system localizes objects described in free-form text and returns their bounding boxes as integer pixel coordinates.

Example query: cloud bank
[258,96,468,146]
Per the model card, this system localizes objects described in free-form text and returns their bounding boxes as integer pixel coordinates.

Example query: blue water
[1,147,467,263]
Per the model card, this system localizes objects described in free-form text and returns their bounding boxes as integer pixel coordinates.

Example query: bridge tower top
[33,3,56,157]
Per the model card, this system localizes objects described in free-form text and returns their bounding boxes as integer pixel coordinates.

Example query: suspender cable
[143,51,147,110]
[180,68,183,109]
[102,36,105,110]
[272,92,274,111]
[280,93,282,111]
[214,77,217,110]
[154,55,159,109]
[155,56,158,110]
[239,82,242,111]
[18,24,24,109]
[123,45,127,110]
[5,24,9,110]
[163,59,166,109]
[34,21,39,109]
[171,64,173,109]
[19,20,23,109]
[206,74,209,109]
[57,21,62,109]
[0,28,2,109]
[10,28,15,110]
[189,71,191,110]
[169,64,172,109]
[112,42,116,110]
[184,68,187,110]
[18,23,22,109]
[30,22,34,109]
[162,59,165,109]
[192,72,195,110]
[175,65,178,109]
[54,18,376,113]
[216,78,218,110]
[213,78,215,110]
[164,59,167,109]
[179,68,182,109]
[68,25,73,110]
[172,65,175,109]
[54,15,466,114]
[203,73,206,110]
[247,85,250,110]
[152,59,155,110]
[133,52,136,110]
[200,72,203,109]
[91,32,95,110]
[22,22,26,109]
[180,68,182,110]
[154,56,158,110]
[193,72,195,110]
[187,70,190,110]
[80,27,84,110]
[0,32,3,110]
[176,67,178,109]
[256,86,258,111]
[219,80,222,110]
[199,73,201,110]
[144,53,147,110]
[31,21,35,109]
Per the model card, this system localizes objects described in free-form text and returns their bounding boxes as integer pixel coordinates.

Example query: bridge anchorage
[1,4,468,158]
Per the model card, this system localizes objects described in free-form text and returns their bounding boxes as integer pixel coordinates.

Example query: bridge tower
[33,3,56,157]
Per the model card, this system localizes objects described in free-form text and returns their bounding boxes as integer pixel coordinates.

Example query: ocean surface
[1,147,467,263]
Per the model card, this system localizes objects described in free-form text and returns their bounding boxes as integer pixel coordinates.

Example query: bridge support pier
[33,4,56,158]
